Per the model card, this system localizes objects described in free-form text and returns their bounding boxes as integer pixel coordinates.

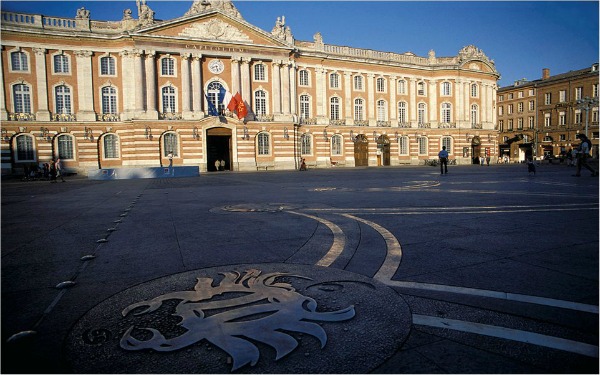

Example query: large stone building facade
[1,0,500,176]
[497,65,599,162]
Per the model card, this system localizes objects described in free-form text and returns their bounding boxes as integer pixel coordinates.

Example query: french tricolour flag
[219,87,238,112]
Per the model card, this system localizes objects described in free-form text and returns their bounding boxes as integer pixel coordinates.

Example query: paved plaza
[1,163,598,373]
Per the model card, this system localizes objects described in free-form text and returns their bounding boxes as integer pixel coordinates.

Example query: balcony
[97,113,120,122]
[255,114,274,122]
[329,119,346,126]
[439,122,456,128]
[299,117,317,125]
[53,113,76,122]
[159,112,182,120]
[397,122,411,128]
[353,120,369,126]
[417,123,431,128]
[471,123,483,129]
[8,112,35,121]
[376,121,391,127]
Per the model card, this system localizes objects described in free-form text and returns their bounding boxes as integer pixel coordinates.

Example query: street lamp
[576,96,599,137]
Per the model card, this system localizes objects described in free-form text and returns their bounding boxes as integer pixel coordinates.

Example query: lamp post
[576,96,599,137]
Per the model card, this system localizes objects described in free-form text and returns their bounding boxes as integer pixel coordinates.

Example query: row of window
[9,50,482,98]
[9,80,482,123]
[498,109,600,131]
[11,132,455,162]
[499,85,599,104]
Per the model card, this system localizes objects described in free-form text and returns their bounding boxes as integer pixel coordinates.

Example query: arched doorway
[207,127,232,171]
[354,134,368,167]
[376,135,390,166]
[471,136,482,164]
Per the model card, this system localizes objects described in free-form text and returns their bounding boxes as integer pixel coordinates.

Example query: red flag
[234,92,248,120]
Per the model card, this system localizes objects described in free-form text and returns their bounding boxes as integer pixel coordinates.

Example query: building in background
[497,64,599,163]
[1,0,500,176]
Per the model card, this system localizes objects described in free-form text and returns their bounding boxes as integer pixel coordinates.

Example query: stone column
[134,50,144,114]
[0,47,8,121]
[144,50,158,119]
[315,67,326,119]
[281,60,291,115]
[74,50,95,121]
[456,79,464,126]
[181,53,191,116]
[429,79,437,124]
[272,61,282,114]
[409,78,417,124]
[120,50,136,119]
[231,56,241,95]
[33,48,50,121]
[464,81,470,127]
[191,53,202,114]
[367,73,375,124]
[240,57,251,116]
[343,72,352,121]
[289,62,297,118]
[390,76,397,121]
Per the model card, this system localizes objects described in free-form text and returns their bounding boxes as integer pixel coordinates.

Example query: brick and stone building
[1,0,500,176]
[497,64,599,162]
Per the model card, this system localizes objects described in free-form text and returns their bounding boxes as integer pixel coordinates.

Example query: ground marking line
[286,211,345,267]
[413,314,599,358]
[304,203,593,213]
[385,280,598,314]
[340,214,403,282]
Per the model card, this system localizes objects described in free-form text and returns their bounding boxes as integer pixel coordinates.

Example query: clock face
[208,59,224,74]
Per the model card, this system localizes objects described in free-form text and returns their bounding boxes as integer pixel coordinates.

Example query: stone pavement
[1,163,598,374]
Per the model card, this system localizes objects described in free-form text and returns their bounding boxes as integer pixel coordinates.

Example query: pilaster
[74,50,95,121]
[181,53,192,118]
[0,47,7,121]
[143,50,158,119]
[33,48,50,121]
[191,53,203,116]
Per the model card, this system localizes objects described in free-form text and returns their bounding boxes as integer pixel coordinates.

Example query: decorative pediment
[179,19,252,42]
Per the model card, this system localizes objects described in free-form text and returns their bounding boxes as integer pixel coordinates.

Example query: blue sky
[2,1,598,87]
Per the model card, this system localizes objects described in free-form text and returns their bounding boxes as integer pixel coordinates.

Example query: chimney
[542,68,550,80]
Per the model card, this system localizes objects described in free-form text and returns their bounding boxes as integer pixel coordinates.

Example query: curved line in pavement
[286,211,345,267]
[341,213,403,282]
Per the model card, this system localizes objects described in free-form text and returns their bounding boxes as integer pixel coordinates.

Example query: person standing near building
[438,146,448,175]
[573,134,598,177]
[55,158,65,182]
[167,152,173,168]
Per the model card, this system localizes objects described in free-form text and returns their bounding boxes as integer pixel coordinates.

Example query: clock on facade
[208,59,224,74]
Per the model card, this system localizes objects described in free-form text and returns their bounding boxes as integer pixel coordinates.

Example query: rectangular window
[517,102,523,112]
[508,119,513,130]
[544,113,551,127]
[544,93,551,105]
[354,76,363,91]
[399,136,408,155]
[517,118,523,130]
[330,73,339,89]
[331,135,342,155]
[53,55,69,73]
[100,56,116,76]
[418,137,427,155]
[254,64,266,81]
[161,58,175,76]
[529,100,535,111]
[529,116,535,129]
[559,90,566,102]
[575,87,583,100]
[58,135,74,159]
[559,112,566,125]
[11,51,28,71]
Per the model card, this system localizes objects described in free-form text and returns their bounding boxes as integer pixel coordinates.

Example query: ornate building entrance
[471,136,482,164]
[354,135,368,167]
[207,127,232,171]
[376,135,390,166]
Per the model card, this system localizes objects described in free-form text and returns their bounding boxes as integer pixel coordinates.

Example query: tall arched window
[471,83,478,97]
[301,133,312,155]
[254,90,267,115]
[103,134,119,159]
[471,104,479,126]
[13,84,31,114]
[162,86,176,113]
[441,136,452,154]
[55,85,72,114]
[331,134,342,155]
[207,81,224,114]
[354,98,364,121]
[101,86,117,114]
[58,134,74,160]
[300,94,310,119]
[257,132,270,155]
[417,103,427,124]
[377,100,387,121]
[16,134,34,161]
[398,102,407,123]
[418,137,428,155]
[399,136,409,155]
[163,132,178,157]
[330,97,340,120]
[441,103,452,123]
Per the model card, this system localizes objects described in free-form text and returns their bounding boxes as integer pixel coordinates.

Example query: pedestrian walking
[438,146,448,174]
[573,134,598,177]
[55,158,65,182]
[167,152,173,168]
[214,159,221,171]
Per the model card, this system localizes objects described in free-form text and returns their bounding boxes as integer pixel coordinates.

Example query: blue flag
[218,87,226,104]
[205,94,218,116]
